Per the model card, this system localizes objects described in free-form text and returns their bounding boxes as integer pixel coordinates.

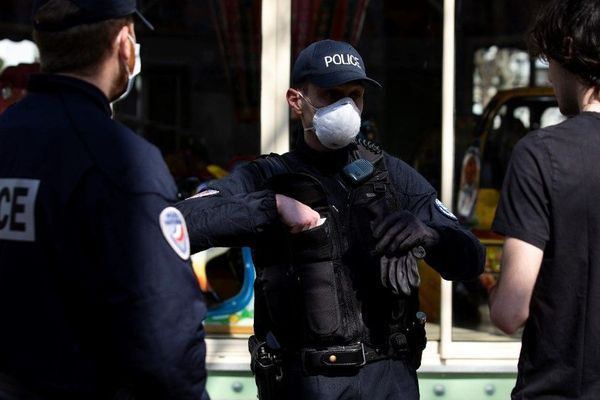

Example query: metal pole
[261,0,292,155]
[440,0,456,360]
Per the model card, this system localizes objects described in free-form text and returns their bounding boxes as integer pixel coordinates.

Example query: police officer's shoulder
[0,101,20,118]
[355,136,383,160]
[384,153,436,197]
[251,153,290,180]
[70,110,177,198]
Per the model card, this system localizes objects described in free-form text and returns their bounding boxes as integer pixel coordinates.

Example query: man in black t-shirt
[489,0,600,398]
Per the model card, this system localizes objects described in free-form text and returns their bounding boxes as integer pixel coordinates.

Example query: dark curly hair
[528,0,600,90]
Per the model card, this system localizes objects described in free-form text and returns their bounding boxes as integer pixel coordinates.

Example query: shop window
[472,47,530,115]
[114,0,262,196]
[452,0,564,347]
[0,39,39,114]
[454,90,565,342]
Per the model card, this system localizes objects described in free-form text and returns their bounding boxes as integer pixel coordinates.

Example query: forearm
[488,282,528,335]
[177,190,278,252]
[488,237,542,335]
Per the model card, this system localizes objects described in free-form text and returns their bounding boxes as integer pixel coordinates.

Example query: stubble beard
[109,58,129,103]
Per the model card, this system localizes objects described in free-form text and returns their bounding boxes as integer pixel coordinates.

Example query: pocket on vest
[299,261,341,338]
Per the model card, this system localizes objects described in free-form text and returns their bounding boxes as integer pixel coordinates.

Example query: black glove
[373,210,440,256]
[380,247,425,296]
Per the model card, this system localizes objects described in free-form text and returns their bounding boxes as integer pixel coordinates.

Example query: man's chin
[109,89,126,103]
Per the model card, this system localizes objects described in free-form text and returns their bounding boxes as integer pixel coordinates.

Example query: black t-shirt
[493,112,600,399]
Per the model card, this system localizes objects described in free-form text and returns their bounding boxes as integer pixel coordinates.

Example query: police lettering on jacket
[323,54,362,69]
[0,178,39,242]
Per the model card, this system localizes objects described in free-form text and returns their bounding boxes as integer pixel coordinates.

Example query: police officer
[177,40,484,400]
[489,0,600,398]
[0,1,209,399]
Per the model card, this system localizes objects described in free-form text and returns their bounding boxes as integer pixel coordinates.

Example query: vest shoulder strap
[354,139,399,208]
[355,137,384,165]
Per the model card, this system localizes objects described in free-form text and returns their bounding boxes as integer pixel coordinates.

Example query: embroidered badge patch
[159,207,190,260]
[435,198,457,221]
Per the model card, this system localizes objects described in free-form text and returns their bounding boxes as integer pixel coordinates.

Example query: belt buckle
[302,343,368,371]
[330,343,366,367]
[356,342,367,367]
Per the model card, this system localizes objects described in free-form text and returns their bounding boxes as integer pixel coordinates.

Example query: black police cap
[292,39,381,89]
[33,0,154,31]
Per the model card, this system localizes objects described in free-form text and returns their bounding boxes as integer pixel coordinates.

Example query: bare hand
[275,194,321,233]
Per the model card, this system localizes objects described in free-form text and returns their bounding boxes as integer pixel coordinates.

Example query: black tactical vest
[251,141,419,350]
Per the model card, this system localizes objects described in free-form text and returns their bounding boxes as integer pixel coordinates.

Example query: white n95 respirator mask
[303,96,362,150]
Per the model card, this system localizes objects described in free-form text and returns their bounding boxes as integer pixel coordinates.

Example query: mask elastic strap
[297,91,319,111]
[297,91,318,133]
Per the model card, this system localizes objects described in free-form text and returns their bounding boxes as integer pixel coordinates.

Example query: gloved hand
[373,210,440,256]
[380,246,426,296]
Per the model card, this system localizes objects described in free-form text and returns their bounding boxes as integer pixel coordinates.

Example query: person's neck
[579,86,600,112]
[582,102,600,113]
[57,62,113,100]
[303,130,328,152]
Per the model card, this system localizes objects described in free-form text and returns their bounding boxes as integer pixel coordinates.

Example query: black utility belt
[301,342,389,372]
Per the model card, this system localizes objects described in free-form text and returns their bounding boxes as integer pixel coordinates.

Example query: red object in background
[0,63,40,114]
[291,0,370,59]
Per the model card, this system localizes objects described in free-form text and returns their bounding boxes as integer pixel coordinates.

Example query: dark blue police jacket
[0,74,209,400]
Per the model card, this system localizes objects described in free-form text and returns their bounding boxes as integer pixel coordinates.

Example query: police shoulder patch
[434,199,457,221]
[159,207,190,260]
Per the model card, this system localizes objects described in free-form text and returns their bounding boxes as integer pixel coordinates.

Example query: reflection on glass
[114,0,262,187]
[193,247,256,335]
[473,47,530,115]
[453,90,564,341]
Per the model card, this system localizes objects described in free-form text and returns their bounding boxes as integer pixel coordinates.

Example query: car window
[480,96,562,190]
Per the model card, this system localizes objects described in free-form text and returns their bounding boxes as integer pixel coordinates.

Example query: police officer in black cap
[0,1,209,399]
[177,39,484,399]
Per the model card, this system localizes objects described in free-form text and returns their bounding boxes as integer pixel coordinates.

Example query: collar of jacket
[27,73,112,117]
[295,133,356,173]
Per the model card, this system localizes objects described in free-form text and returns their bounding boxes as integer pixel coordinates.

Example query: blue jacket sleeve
[385,153,485,281]
[176,162,279,252]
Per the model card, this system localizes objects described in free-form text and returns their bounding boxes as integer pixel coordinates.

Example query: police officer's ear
[287,88,304,118]
[116,23,135,70]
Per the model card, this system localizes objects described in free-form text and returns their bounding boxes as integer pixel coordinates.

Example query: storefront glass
[2,0,570,351]
[452,0,565,342]
[117,0,262,197]
[0,0,262,198]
